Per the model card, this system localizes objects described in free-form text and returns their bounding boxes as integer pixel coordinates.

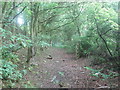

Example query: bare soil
[23,47,118,88]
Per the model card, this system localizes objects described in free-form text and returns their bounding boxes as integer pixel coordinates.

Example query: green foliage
[89,56,106,65]
[54,43,66,48]
[84,66,119,80]
[63,41,76,53]
[0,60,24,88]
[0,27,31,87]
[58,71,64,76]
[21,81,36,88]
[1,2,119,87]
[38,41,51,47]
[1,60,22,81]
[0,27,31,61]
[79,37,92,56]
[35,34,51,50]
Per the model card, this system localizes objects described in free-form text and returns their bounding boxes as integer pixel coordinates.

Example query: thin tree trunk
[27,3,34,63]
[26,3,39,63]
[94,17,113,57]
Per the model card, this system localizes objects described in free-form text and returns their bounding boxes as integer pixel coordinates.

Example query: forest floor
[22,47,118,88]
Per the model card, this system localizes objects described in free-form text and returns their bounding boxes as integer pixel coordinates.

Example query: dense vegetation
[0,2,119,88]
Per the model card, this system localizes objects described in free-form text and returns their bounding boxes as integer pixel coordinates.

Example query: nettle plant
[0,27,31,87]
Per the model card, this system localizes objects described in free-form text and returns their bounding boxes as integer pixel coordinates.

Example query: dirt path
[25,47,109,88]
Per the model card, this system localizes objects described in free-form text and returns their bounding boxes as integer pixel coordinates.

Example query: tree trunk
[26,3,34,63]
[75,23,81,59]
[26,3,39,63]
[75,41,81,59]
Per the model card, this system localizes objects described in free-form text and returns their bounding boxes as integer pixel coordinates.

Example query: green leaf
[58,71,64,76]
[21,42,27,47]
[51,75,56,82]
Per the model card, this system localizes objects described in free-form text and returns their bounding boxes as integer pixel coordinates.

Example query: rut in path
[25,47,108,88]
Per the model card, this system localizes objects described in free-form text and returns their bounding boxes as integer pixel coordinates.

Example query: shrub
[0,60,23,88]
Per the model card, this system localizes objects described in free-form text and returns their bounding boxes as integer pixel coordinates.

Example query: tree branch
[0,6,27,24]
[8,3,22,16]
[49,3,85,31]
[10,6,27,23]
[94,17,113,57]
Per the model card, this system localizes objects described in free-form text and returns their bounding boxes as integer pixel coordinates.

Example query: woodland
[0,1,120,88]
